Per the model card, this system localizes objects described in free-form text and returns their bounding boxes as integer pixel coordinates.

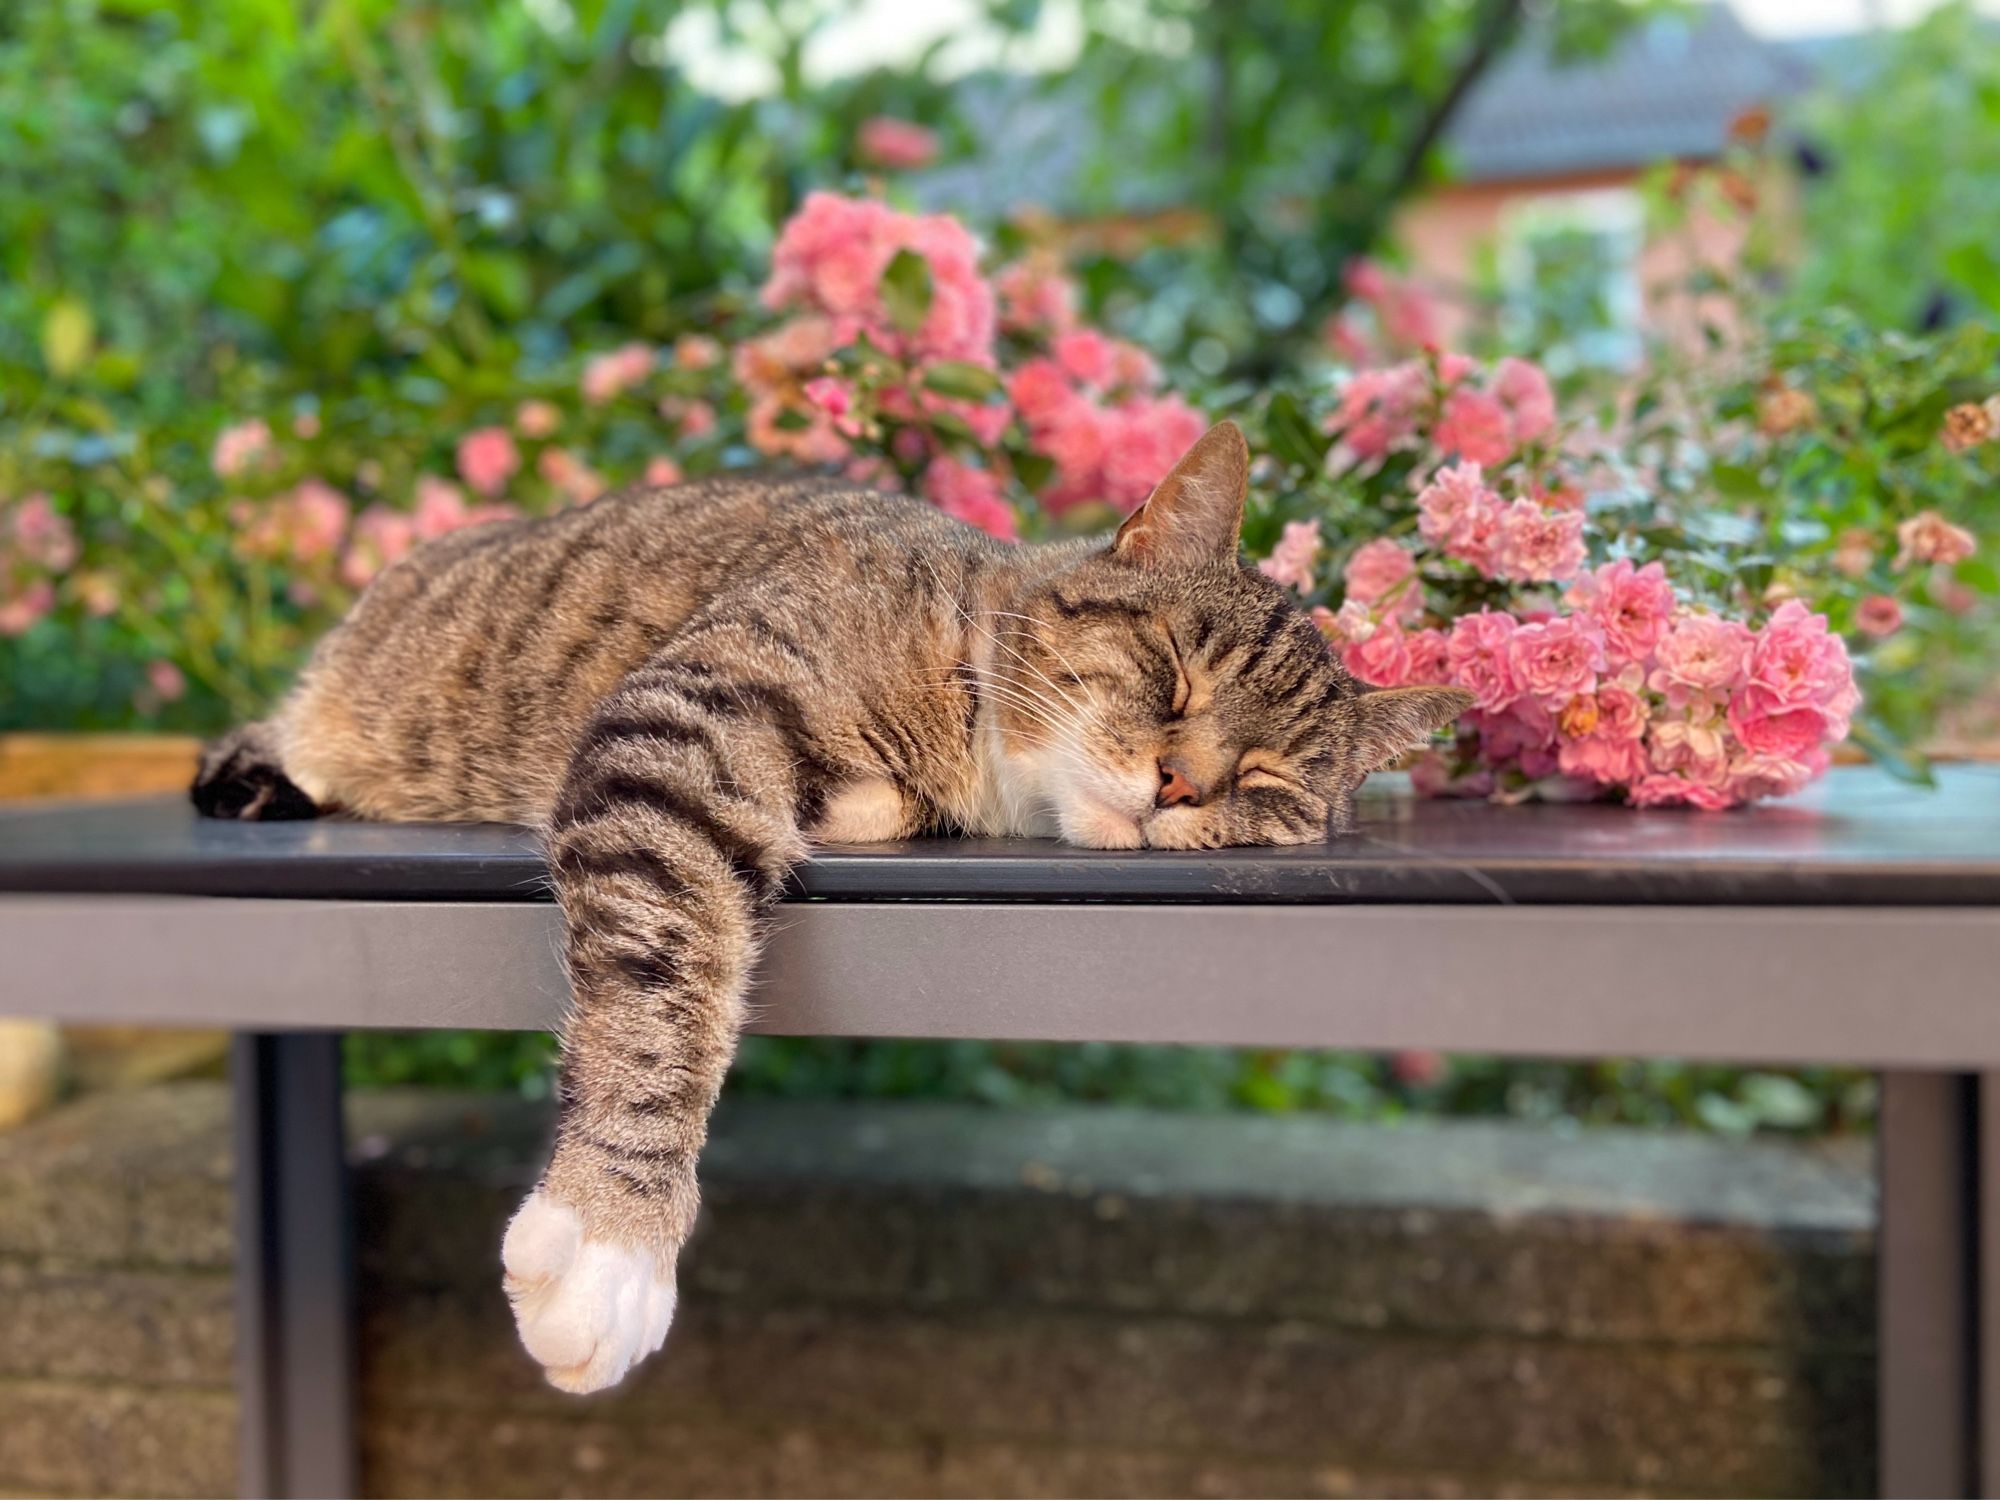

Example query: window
[1497,189,1644,375]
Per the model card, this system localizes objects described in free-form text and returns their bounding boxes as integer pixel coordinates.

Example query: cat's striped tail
[190,721,321,821]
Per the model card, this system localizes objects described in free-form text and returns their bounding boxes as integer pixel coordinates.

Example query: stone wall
[0,1085,1877,1497]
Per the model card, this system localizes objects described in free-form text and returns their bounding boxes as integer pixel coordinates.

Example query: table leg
[232,1032,357,1500]
[1879,1070,1979,1499]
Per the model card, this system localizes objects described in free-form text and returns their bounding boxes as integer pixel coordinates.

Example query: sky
[1733,0,1999,32]
[665,0,2000,99]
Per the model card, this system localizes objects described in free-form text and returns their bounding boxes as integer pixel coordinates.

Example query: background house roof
[1442,4,1815,183]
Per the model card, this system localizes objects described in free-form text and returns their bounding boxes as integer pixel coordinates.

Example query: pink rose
[412,476,470,540]
[922,455,1017,541]
[674,334,721,371]
[1493,499,1587,583]
[146,659,186,703]
[1647,707,1733,788]
[1053,330,1116,388]
[1434,389,1512,466]
[1259,519,1322,593]
[0,579,54,636]
[1893,510,1977,571]
[1565,558,1676,664]
[644,456,684,488]
[290,480,351,562]
[212,419,272,479]
[1444,609,1522,711]
[1508,614,1605,706]
[1737,599,1859,738]
[1492,357,1556,448]
[537,447,605,505]
[1329,363,1427,461]
[1342,538,1421,619]
[1629,774,1737,811]
[1648,613,1755,708]
[456,427,520,497]
[1343,616,1412,686]
[994,255,1079,337]
[857,116,939,170]
[1856,594,1903,637]
[341,505,417,589]
[1475,698,1559,778]
[1416,462,1504,574]
[1404,627,1451,685]
[580,342,654,405]
[5,493,78,572]
[515,400,561,439]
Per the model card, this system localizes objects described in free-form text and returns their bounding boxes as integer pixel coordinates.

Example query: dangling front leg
[502,653,821,1392]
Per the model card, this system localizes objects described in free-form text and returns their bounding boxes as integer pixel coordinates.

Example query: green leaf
[921,359,1001,401]
[880,248,933,337]
[1012,449,1055,494]
[1709,462,1767,503]
[1264,390,1331,471]
[1848,716,1936,788]
[41,299,95,380]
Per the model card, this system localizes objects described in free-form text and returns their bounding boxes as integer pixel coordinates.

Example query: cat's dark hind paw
[190,725,320,821]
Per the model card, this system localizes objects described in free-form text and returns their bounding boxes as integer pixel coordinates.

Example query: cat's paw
[501,1189,676,1394]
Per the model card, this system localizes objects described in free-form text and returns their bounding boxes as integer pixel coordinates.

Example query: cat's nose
[1157,759,1203,808]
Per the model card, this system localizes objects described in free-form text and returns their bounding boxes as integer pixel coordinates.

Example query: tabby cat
[192,420,1470,1392]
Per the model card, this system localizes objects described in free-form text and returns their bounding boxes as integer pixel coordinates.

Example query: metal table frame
[5,773,1998,1499]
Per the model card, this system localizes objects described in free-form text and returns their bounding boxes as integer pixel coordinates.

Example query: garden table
[3,764,1999,1500]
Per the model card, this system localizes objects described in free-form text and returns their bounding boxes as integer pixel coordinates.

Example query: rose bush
[3,188,1994,807]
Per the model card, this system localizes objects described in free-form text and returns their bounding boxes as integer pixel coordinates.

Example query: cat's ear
[1339,686,1475,775]
[1112,420,1249,569]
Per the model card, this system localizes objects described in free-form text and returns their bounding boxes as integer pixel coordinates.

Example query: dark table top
[2,765,1996,906]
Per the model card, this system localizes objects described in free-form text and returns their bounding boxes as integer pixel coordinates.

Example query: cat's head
[991,420,1472,848]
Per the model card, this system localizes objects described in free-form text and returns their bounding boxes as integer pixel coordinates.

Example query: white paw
[501,1190,677,1394]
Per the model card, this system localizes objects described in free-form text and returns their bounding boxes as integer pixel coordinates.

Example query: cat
[192,419,1471,1392]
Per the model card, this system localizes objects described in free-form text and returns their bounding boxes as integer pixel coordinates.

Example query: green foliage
[1783,2,2000,330]
[345,1029,1876,1137]
[1059,0,1670,367]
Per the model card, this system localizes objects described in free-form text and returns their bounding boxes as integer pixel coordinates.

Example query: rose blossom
[515,400,561,438]
[1342,538,1423,621]
[1893,510,1977,571]
[1508,614,1605,706]
[1329,363,1427,461]
[6,493,78,572]
[341,505,417,589]
[1444,609,1521,711]
[456,427,520,497]
[1648,613,1755,708]
[538,447,604,505]
[1565,558,1675,664]
[581,342,654,405]
[146,659,186,703]
[1434,388,1511,466]
[1343,616,1411,686]
[857,116,939,170]
[1856,594,1903,637]
[1629,773,1737,811]
[921,455,1017,541]
[1735,599,1859,735]
[1259,519,1322,593]
[662,335,714,373]
[1404,627,1451,685]
[994,254,1078,337]
[212,419,272,479]
[1493,498,1586,583]
[1492,357,1556,448]
[644,456,684,488]
[1416,462,1504,574]
[0,579,54,636]
[1475,698,1560,779]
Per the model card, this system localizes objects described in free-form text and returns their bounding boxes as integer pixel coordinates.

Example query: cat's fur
[193,421,1470,1392]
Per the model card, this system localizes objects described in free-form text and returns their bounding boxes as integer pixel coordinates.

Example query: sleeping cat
[192,419,1470,1392]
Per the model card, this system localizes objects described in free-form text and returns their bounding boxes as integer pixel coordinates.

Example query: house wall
[1393,166,1755,353]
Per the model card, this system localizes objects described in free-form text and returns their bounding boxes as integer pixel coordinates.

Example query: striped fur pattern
[192,421,1471,1391]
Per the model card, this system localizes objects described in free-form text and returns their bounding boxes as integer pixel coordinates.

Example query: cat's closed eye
[1235,749,1297,791]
